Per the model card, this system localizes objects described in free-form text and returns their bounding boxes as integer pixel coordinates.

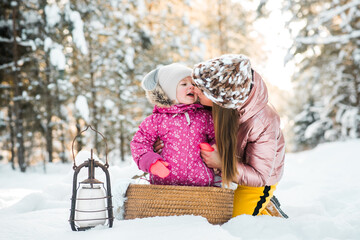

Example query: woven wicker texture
[124,184,234,225]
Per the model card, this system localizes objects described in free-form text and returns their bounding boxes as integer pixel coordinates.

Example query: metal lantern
[69,125,114,231]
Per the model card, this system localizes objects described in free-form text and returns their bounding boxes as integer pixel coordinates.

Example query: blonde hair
[212,104,240,186]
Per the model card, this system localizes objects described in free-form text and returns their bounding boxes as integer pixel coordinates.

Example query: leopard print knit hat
[192,54,253,109]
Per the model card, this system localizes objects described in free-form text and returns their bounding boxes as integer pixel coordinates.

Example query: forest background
[1,0,359,172]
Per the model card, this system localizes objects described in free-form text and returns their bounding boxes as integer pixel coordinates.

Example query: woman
[154,54,287,217]
[192,54,286,217]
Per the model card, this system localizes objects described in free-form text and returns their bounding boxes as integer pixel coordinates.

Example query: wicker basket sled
[124,184,234,225]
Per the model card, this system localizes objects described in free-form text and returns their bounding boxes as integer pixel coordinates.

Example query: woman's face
[194,87,213,107]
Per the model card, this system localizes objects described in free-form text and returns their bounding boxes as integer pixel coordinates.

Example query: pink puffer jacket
[234,70,285,187]
[130,104,215,186]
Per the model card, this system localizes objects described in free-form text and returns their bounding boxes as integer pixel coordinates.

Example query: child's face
[176,77,198,104]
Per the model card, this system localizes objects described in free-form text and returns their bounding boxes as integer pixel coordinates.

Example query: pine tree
[0,0,267,167]
[285,0,360,150]
[0,0,88,169]
[0,0,30,171]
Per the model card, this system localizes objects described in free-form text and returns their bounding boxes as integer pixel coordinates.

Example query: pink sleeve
[130,114,163,172]
[235,128,278,187]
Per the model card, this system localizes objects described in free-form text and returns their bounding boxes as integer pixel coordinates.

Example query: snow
[104,99,115,110]
[75,95,90,122]
[44,37,52,52]
[1,139,360,240]
[45,4,61,28]
[125,48,135,70]
[294,1,360,45]
[50,47,66,70]
[296,30,360,45]
[339,108,358,138]
[65,7,88,55]
[353,48,360,64]
[44,37,66,70]
[304,121,324,139]
[136,0,146,17]
[10,1,17,7]
[307,0,360,30]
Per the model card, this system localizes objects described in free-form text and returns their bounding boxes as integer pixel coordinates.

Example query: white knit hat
[192,54,253,109]
[142,63,192,102]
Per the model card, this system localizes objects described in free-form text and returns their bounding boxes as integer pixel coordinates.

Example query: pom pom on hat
[192,54,253,109]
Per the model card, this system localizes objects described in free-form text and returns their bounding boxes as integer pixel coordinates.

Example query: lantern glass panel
[75,183,107,228]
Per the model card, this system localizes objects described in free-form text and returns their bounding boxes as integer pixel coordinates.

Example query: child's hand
[199,143,214,152]
[153,138,164,154]
[150,160,170,178]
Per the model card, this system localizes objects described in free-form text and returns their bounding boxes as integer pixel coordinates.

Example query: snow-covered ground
[1,139,359,240]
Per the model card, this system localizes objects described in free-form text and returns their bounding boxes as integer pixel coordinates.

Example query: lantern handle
[71,125,109,169]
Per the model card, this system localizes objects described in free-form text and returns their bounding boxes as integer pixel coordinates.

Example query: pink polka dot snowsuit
[130,104,215,186]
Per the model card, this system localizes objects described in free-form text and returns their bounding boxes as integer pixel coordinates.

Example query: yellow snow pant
[232,184,277,217]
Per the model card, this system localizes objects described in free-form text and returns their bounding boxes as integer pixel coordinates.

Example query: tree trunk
[353,73,360,137]
[118,86,125,162]
[54,71,67,163]
[39,0,54,163]
[44,55,53,163]
[354,74,360,107]
[59,124,67,163]
[12,1,26,172]
[76,119,83,153]
[8,103,16,170]
[89,39,99,152]
[56,101,66,163]
[119,120,125,162]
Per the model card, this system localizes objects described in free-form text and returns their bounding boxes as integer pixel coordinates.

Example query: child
[130,63,215,186]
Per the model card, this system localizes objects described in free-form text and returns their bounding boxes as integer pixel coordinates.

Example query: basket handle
[71,125,109,169]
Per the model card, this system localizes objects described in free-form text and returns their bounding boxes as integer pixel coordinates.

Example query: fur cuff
[145,84,175,107]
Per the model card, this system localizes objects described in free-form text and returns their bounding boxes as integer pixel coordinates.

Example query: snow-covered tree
[0,0,34,171]
[0,0,88,170]
[0,0,267,168]
[197,0,264,62]
[285,0,360,150]
[65,0,150,161]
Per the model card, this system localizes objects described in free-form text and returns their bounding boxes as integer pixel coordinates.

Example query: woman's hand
[153,138,164,154]
[200,144,222,169]
[194,87,213,106]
